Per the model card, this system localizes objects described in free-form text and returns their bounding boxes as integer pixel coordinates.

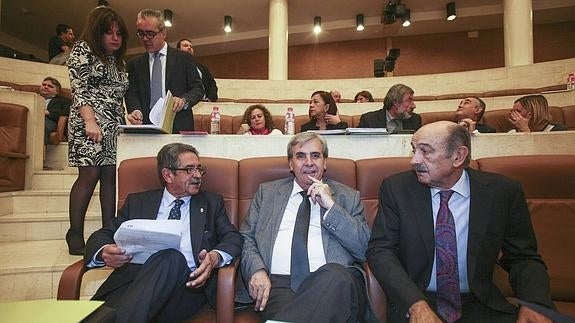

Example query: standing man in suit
[358,83,421,132]
[455,96,496,133]
[40,76,70,144]
[239,132,375,322]
[84,143,242,322]
[125,9,204,133]
[177,38,218,102]
[367,121,553,322]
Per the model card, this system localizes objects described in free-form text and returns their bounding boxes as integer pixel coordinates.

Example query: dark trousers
[45,117,57,145]
[387,291,517,323]
[87,249,208,323]
[260,263,367,323]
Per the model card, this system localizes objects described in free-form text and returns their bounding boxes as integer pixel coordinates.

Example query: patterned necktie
[168,199,184,220]
[150,52,162,108]
[290,191,311,292]
[435,190,461,323]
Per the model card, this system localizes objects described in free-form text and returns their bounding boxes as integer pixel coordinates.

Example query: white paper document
[113,219,182,264]
[149,90,173,126]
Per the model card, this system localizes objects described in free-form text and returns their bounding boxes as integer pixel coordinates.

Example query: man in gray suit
[240,132,373,322]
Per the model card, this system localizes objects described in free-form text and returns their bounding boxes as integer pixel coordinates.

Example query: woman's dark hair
[310,90,338,119]
[242,104,275,131]
[354,90,374,102]
[78,6,129,70]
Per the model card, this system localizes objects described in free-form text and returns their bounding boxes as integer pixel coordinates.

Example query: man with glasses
[358,83,421,133]
[83,142,242,322]
[125,9,204,133]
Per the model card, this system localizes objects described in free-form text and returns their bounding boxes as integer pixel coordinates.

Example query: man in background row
[125,9,204,133]
[48,23,74,64]
[40,76,70,145]
[455,97,496,133]
[358,83,421,133]
[177,38,218,102]
[330,90,342,103]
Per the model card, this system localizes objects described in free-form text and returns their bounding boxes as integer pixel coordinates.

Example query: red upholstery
[0,102,28,192]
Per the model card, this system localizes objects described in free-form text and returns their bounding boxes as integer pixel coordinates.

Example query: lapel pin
[200,207,204,213]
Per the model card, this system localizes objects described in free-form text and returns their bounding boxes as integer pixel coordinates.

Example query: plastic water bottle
[568,73,575,91]
[210,106,221,134]
[284,107,295,135]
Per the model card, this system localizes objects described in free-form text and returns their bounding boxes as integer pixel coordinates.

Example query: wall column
[503,0,533,66]
[268,0,288,80]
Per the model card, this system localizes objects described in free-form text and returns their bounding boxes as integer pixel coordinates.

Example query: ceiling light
[164,9,173,27]
[313,16,322,34]
[224,15,232,33]
[356,14,365,31]
[446,2,456,21]
[402,9,411,27]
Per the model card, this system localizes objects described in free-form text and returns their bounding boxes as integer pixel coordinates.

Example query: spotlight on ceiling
[164,9,173,27]
[224,15,232,33]
[402,9,411,27]
[313,16,322,34]
[356,14,365,31]
[446,2,456,21]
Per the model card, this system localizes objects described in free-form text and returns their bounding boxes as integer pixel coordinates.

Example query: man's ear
[161,168,173,184]
[452,146,469,167]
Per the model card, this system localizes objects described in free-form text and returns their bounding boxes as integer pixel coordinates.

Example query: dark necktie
[435,190,461,323]
[290,191,311,292]
[150,52,162,108]
[168,199,184,220]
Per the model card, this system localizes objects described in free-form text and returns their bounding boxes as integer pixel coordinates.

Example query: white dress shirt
[427,170,471,293]
[270,181,328,275]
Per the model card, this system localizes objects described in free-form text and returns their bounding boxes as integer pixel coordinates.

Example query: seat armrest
[216,258,239,323]
[363,262,387,322]
[0,151,29,159]
[57,259,89,300]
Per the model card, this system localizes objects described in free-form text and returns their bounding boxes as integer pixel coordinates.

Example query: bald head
[410,121,471,189]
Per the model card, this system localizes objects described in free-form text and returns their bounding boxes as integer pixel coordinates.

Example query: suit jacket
[85,189,243,305]
[358,108,422,131]
[46,95,71,122]
[197,63,218,102]
[475,123,496,133]
[366,169,553,318]
[124,46,204,133]
[239,177,370,298]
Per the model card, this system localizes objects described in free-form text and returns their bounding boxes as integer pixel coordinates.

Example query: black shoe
[66,229,85,256]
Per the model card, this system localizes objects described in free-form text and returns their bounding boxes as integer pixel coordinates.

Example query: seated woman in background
[237,104,283,135]
[301,90,348,132]
[354,90,374,103]
[508,94,567,132]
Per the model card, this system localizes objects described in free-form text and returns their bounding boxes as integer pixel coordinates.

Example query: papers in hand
[120,90,176,134]
[113,219,182,264]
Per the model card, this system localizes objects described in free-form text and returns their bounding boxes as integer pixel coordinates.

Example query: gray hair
[157,143,199,185]
[287,132,328,160]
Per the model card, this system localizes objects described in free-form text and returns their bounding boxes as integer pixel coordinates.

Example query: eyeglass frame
[136,29,164,40]
[169,165,207,175]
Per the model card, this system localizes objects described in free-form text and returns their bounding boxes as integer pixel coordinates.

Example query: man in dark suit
[84,143,242,322]
[367,121,553,322]
[455,96,496,133]
[358,83,421,132]
[239,132,375,322]
[40,77,70,144]
[177,38,218,102]
[125,9,204,133]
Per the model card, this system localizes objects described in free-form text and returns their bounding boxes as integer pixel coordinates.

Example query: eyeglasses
[136,29,163,39]
[170,165,207,175]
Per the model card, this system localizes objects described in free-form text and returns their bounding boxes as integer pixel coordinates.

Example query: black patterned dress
[67,40,128,166]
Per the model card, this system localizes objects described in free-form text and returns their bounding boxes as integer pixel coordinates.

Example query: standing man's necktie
[168,199,184,220]
[290,191,311,292]
[435,190,461,323]
[150,51,162,108]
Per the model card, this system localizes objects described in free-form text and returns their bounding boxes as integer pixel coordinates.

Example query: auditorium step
[0,239,110,301]
[1,189,101,215]
[0,212,101,243]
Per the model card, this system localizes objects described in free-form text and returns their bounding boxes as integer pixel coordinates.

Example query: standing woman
[66,6,129,255]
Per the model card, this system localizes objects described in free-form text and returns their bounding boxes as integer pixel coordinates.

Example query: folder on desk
[120,91,175,134]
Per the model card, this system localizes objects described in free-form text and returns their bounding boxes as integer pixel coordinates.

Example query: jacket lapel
[189,192,207,265]
[144,189,163,219]
[411,179,436,267]
[466,169,492,282]
[165,47,176,89]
